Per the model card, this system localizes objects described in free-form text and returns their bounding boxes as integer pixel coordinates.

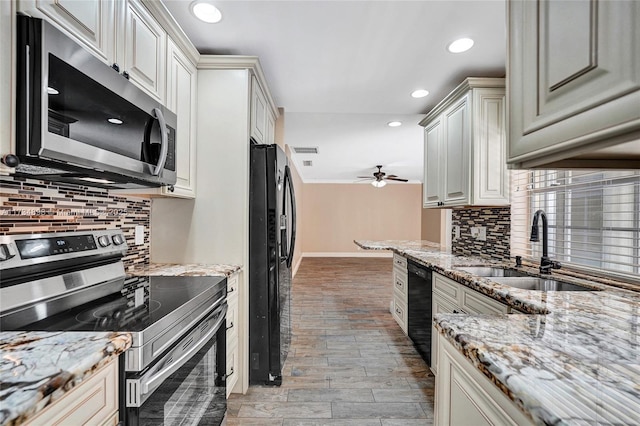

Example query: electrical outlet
[453,225,460,239]
[477,226,487,241]
[135,225,144,245]
[135,287,144,307]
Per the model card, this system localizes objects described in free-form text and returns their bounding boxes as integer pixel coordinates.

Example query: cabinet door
[472,88,509,205]
[508,0,640,167]
[123,0,166,101]
[431,294,458,375]
[165,38,196,198]
[266,110,276,145]
[18,0,117,65]
[443,95,470,206]
[423,119,443,208]
[250,76,268,144]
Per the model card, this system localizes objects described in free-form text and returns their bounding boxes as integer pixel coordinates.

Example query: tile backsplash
[1,176,150,270]
[451,206,511,260]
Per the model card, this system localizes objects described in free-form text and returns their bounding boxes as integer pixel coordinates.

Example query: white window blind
[511,170,640,282]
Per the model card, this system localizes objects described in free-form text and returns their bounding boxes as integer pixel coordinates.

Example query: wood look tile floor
[227,258,435,425]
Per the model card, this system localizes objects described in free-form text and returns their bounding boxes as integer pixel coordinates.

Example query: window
[511,170,640,281]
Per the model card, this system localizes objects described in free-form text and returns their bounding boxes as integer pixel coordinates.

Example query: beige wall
[421,207,443,243]
[301,183,422,254]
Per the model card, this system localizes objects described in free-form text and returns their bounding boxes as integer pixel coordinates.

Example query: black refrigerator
[249,142,296,385]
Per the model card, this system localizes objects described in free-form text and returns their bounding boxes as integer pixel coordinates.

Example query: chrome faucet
[530,209,562,274]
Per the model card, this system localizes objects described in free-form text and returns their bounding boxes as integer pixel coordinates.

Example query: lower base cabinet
[26,359,118,426]
[434,334,534,426]
[225,271,240,396]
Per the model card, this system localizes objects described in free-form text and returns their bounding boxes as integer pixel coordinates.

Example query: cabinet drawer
[28,360,118,426]
[460,287,509,314]
[432,273,461,305]
[391,296,408,334]
[226,337,239,397]
[392,269,408,301]
[226,298,239,341]
[227,273,239,297]
[393,253,407,270]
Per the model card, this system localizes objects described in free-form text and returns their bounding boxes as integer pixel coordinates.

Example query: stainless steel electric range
[0,230,228,425]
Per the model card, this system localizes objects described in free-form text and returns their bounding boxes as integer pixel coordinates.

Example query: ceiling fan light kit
[357,165,409,188]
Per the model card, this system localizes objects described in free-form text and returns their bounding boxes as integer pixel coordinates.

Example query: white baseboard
[292,255,303,278]
[302,251,393,258]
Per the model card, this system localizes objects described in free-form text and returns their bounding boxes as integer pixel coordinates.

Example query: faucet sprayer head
[530,225,540,242]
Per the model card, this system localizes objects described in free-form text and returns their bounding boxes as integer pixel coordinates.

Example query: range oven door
[125,303,227,426]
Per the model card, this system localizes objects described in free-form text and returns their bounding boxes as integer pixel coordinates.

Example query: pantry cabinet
[434,333,534,426]
[420,78,509,209]
[507,0,640,169]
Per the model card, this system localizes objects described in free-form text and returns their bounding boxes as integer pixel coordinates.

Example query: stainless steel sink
[490,277,599,292]
[454,266,600,291]
[454,266,530,278]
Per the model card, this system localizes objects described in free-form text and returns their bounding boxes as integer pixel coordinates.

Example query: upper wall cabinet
[250,76,269,144]
[420,78,509,209]
[18,0,167,102]
[17,0,117,65]
[122,0,166,102]
[507,0,640,169]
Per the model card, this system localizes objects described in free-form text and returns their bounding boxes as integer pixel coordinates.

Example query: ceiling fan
[357,165,409,188]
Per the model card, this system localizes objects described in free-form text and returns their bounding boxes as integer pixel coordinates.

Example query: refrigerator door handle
[284,165,297,268]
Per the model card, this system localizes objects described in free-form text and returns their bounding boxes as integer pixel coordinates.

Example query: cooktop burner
[21,275,226,333]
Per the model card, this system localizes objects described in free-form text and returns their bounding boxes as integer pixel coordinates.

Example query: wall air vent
[302,160,313,167]
[292,147,319,154]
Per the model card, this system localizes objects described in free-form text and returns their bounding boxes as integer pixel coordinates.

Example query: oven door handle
[140,303,227,397]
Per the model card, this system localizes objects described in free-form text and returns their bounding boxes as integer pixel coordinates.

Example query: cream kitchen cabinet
[17,0,117,66]
[507,0,640,169]
[431,272,509,375]
[26,359,119,426]
[226,271,239,396]
[18,0,167,102]
[420,78,509,209]
[250,76,270,144]
[391,253,408,334]
[434,333,534,426]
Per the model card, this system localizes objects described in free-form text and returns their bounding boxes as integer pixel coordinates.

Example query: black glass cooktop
[22,275,226,333]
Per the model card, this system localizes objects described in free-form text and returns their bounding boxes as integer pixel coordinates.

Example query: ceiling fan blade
[385,177,409,182]
[386,174,398,178]
[356,176,374,179]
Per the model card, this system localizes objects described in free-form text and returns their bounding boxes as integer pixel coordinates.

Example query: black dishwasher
[407,260,433,364]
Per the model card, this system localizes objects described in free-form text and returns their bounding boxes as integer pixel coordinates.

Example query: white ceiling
[162,0,506,183]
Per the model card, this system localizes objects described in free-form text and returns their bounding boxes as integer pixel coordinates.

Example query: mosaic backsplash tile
[1,176,150,271]
[451,206,510,260]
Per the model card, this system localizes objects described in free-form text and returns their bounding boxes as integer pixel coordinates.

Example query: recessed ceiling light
[47,87,59,95]
[107,118,123,125]
[191,1,222,23]
[447,38,474,53]
[411,89,429,98]
[387,121,402,127]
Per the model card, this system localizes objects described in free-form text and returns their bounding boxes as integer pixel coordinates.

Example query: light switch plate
[477,227,487,241]
[135,225,144,245]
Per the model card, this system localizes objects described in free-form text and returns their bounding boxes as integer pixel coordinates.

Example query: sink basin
[455,266,530,278]
[490,277,599,292]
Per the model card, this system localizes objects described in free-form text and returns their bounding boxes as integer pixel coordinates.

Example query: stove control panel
[0,230,128,268]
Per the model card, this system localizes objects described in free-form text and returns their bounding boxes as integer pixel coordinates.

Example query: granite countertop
[0,331,132,426]
[355,239,640,426]
[128,262,242,277]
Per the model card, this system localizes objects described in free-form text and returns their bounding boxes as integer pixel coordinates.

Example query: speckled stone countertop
[128,262,241,277]
[355,239,640,425]
[0,331,131,426]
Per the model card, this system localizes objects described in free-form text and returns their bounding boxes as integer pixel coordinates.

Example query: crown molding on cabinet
[198,55,279,119]
[419,77,505,127]
[141,0,200,67]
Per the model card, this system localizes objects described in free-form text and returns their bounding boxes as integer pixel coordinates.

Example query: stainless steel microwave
[14,15,177,189]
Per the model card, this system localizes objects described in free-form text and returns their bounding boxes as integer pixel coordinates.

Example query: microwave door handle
[151,107,168,176]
